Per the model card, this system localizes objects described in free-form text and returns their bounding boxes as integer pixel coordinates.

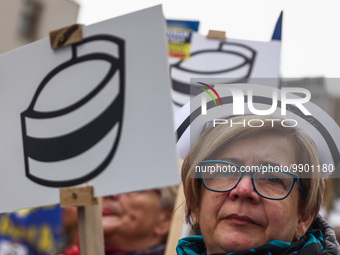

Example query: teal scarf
[176,229,324,255]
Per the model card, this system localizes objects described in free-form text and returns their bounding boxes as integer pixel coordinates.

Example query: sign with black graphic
[170,30,282,111]
[21,35,125,187]
[0,5,179,213]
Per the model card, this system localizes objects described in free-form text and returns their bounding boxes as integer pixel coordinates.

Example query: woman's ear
[297,213,314,237]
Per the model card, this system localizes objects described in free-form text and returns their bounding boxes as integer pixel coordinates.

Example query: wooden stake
[165,157,185,255]
[60,186,97,207]
[164,184,185,255]
[60,186,105,255]
[49,24,84,49]
[78,200,105,255]
[207,30,226,40]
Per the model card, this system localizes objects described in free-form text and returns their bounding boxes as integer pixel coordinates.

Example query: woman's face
[194,132,312,254]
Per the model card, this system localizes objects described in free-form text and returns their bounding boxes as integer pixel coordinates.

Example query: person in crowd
[176,115,340,255]
[102,186,177,255]
[61,186,177,255]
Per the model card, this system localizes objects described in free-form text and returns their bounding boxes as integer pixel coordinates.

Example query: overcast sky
[73,0,340,95]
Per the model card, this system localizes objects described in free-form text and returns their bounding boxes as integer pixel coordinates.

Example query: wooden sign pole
[49,25,105,255]
[78,201,105,255]
[165,184,185,255]
[49,24,84,49]
[60,186,105,255]
[207,29,226,40]
[165,157,185,255]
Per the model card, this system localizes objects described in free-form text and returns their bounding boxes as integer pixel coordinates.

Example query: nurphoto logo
[198,84,312,128]
[200,85,311,116]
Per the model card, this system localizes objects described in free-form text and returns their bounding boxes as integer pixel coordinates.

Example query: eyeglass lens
[199,162,295,199]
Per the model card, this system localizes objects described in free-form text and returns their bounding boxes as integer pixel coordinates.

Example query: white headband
[175,83,340,178]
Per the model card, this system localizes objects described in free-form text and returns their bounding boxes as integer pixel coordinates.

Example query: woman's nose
[229,176,260,203]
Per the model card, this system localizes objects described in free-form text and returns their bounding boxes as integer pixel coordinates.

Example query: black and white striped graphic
[21,35,125,187]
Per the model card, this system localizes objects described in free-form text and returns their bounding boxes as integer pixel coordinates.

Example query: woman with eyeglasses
[176,115,340,255]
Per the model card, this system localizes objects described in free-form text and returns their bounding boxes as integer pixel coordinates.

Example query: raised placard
[0,5,179,213]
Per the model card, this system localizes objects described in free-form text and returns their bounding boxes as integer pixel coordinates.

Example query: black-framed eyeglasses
[196,160,305,200]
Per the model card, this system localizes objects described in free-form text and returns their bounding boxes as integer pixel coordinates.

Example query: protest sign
[0,5,179,213]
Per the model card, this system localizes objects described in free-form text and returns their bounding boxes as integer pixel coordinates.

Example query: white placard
[0,5,179,213]
[170,32,281,110]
